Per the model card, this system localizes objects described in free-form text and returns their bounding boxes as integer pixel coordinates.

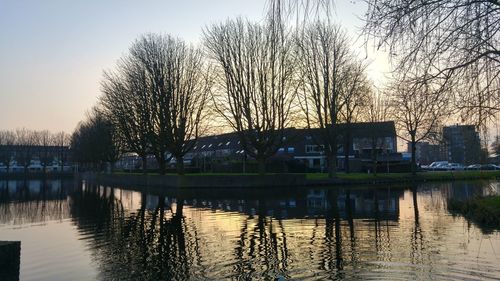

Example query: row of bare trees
[0,129,70,174]
[99,34,211,175]
[89,16,374,176]
[70,108,122,172]
[75,0,498,177]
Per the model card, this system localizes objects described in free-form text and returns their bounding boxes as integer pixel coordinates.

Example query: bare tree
[101,56,154,174]
[389,74,452,175]
[15,128,37,174]
[362,89,390,175]
[266,0,334,23]
[71,108,122,172]
[0,131,16,174]
[52,131,70,173]
[491,135,500,155]
[131,35,211,175]
[363,0,500,129]
[102,34,211,175]
[38,130,52,174]
[338,61,371,173]
[204,18,297,175]
[295,21,354,178]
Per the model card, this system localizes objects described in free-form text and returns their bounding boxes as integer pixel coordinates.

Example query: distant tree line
[0,129,70,174]
[71,108,122,172]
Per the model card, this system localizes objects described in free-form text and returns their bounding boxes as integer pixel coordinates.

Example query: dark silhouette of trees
[388,74,452,175]
[204,18,297,175]
[15,128,38,174]
[492,135,500,155]
[100,55,152,174]
[71,109,122,172]
[296,22,367,178]
[0,131,16,174]
[52,131,71,172]
[363,0,500,128]
[362,90,390,175]
[338,61,371,173]
[101,34,211,175]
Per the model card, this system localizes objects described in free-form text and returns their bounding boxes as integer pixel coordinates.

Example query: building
[442,125,481,165]
[179,121,399,173]
[0,145,73,173]
[406,141,446,165]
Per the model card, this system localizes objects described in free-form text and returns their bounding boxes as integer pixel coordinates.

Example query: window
[278,148,285,152]
[287,147,295,153]
[218,142,223,146]
[201,145,206,149]
[226,141,231,146]
[306,145,324,154]
[208,144,213,148]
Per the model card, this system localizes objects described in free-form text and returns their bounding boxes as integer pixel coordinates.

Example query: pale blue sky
[0,0,388,133]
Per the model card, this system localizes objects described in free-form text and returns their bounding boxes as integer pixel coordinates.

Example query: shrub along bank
[448,196,500,228]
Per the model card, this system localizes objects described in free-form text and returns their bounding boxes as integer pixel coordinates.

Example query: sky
[0,0,390,134]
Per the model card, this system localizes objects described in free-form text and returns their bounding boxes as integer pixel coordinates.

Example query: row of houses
[117,121,402,173]
[0,145,73,173]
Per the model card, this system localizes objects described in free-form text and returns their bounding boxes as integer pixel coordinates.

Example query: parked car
[480,164,500,170]
[466,164,482,170]
[447,163,464,170]
[426,161,449,171]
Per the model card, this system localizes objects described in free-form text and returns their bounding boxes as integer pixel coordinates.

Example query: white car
[447,163,464,170]
[427,161,449,171]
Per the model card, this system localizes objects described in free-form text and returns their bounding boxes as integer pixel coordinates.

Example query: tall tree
[132,35,211,175]
[101,55,154,174]
[38,130,52,174]
[362,90,390,175]
[295,21,354,178]
[491,135,500,155]
[15,128,37,174]
[71,109,122,172]
[102,34,211,174]
[52,131,71,172]
[338,61,371,173]
[363,0,500,128]
[389,73,452,175]
[204,18,297,175]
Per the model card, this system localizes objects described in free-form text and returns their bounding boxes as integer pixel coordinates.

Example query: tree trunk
[158,152,166,175]
[344,133,350,174]
[411,134,417,176]
[257,157,266,175]
[176,156,185,175]
[327,153,337,179]
[371,137,377,176]
[141,155,148,175]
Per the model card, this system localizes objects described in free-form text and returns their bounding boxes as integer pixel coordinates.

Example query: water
[0,179,499,280]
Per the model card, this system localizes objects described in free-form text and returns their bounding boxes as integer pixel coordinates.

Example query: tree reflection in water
[0,179,71,224]
[64,184,408,280]
[69,184,197,280]
[4,180,496,280]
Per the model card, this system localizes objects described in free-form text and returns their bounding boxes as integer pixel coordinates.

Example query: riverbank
[81,170,500,189]
[0,172,74,180]
[448,196,500,228]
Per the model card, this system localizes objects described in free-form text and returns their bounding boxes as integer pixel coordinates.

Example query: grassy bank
[448,196,500,228]
[305,170,500,182]
[95,170,500,188]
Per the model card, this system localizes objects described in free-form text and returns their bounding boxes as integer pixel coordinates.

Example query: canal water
[0,180,499,280]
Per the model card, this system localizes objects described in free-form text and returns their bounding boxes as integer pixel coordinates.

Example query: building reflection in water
[0,180,498,280]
